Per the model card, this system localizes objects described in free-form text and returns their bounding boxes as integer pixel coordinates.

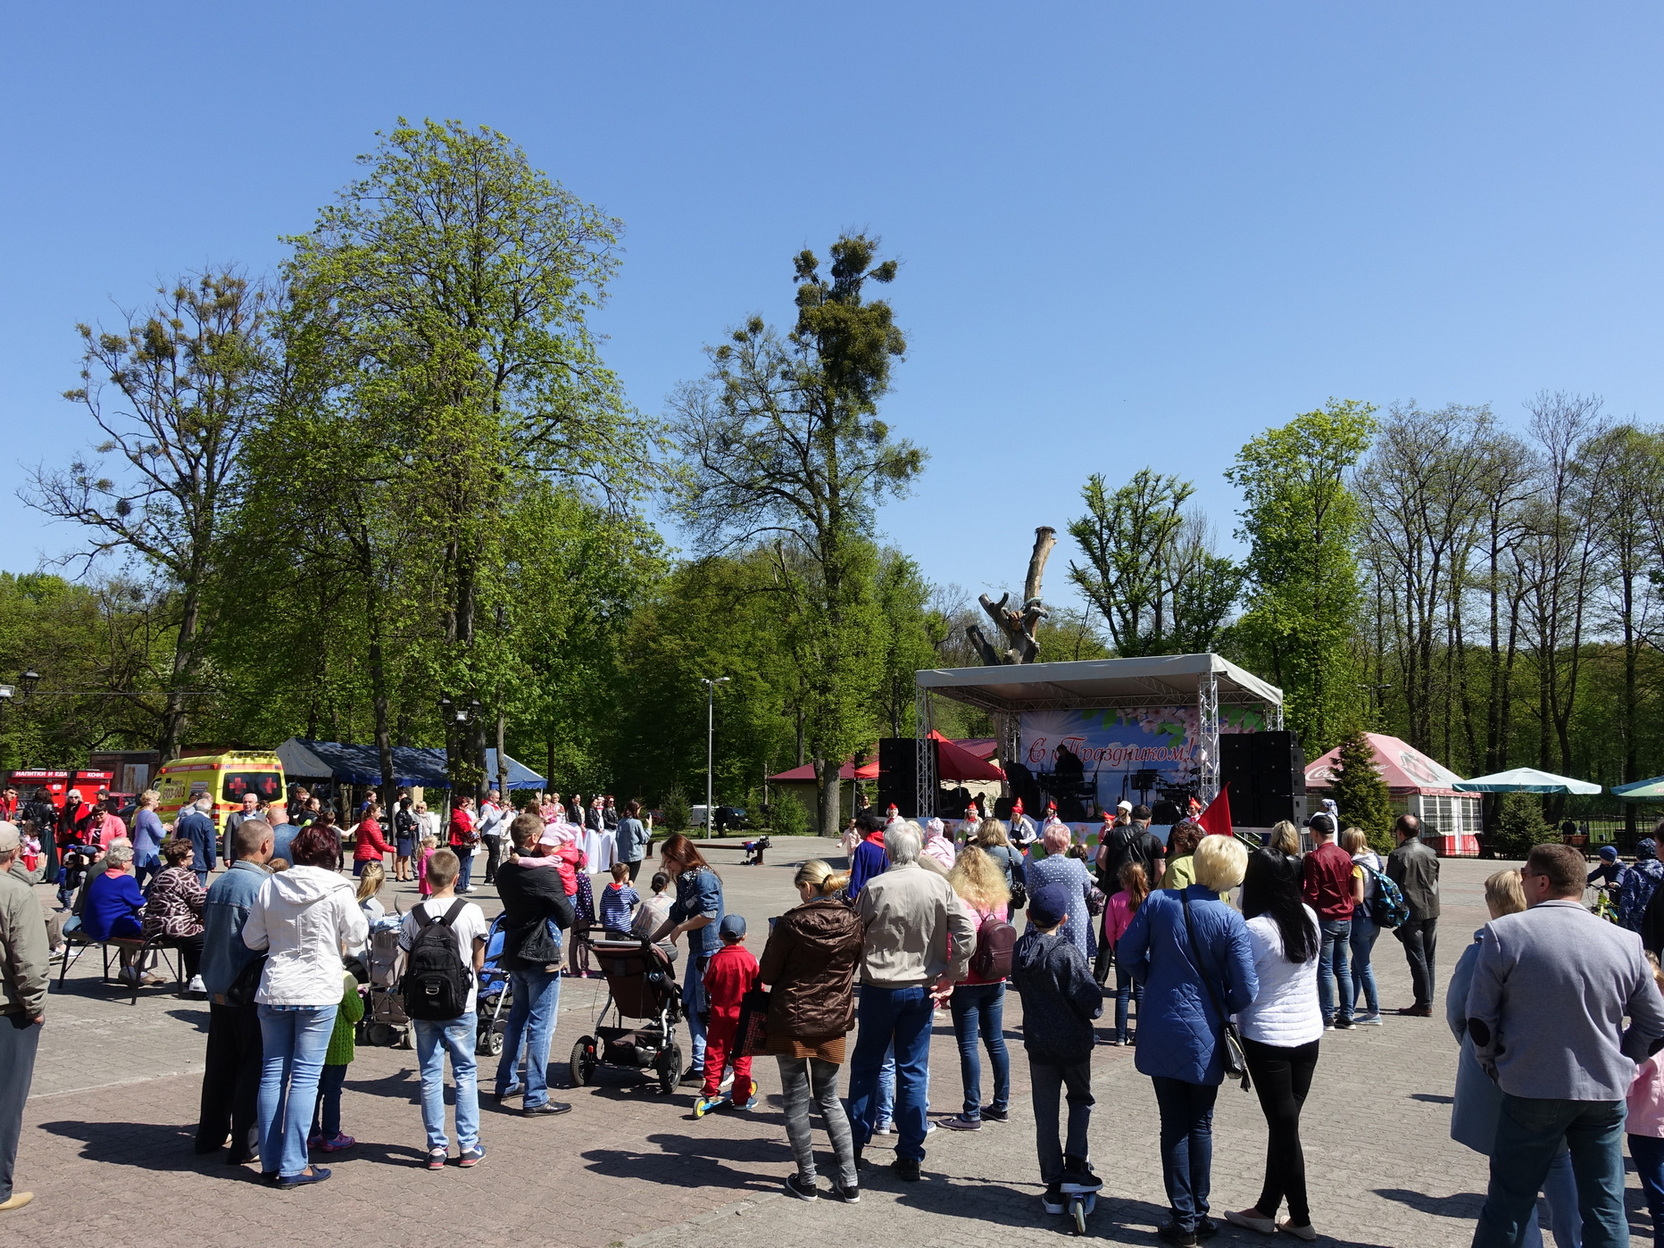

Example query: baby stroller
[741,835,771,866]
[357,924,413,1049]
[569,938,683,1094]
[474,915,513,1057]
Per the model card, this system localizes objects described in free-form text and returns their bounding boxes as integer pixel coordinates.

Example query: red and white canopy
[1304,732,1468,798]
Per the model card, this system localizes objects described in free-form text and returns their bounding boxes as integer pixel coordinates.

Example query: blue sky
[3,3,1661,610]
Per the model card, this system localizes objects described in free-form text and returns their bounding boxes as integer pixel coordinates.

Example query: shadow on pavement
[1409,1092,1455,1105]
[38,1119,212,1172]
[580,1129,792,1192]
[1375,1186,1485,1218]
[164,1008,211,1034]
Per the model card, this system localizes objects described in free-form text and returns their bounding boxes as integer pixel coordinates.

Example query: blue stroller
[475,915,513,1057]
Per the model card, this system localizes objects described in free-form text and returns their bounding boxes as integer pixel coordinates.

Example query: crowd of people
[2,784,1664,1247]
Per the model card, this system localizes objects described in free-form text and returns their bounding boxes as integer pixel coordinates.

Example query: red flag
[1197,785,1232,838]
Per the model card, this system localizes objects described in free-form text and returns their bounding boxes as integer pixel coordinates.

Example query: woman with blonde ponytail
[759,860,863,1202]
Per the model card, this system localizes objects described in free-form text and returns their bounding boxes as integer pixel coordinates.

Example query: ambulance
[155,749,286,829]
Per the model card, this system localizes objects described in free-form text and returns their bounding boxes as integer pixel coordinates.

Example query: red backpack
[969,911,1017,981]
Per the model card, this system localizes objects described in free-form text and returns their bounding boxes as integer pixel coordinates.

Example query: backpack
[1367,867,1409,929]
[401,898,471,1020]
[969,911,1017,981]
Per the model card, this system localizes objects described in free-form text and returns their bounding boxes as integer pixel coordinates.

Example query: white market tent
[1454,766,1602,796]
[912,653,1284,817]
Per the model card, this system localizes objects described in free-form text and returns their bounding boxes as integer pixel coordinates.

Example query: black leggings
[1242,1036,1319,1225]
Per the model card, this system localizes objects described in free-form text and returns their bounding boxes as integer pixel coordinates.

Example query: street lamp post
[700,677,730,835]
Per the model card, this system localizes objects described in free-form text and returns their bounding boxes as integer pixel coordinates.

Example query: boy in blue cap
[696,913,760,1117]
[1012,882,1104,1215]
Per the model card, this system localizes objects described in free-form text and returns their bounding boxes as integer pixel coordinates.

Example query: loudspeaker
[877,738,919,817]
[1218,731,1307,828]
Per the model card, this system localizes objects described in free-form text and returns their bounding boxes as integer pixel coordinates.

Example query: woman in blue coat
[1118,834,1257,1248]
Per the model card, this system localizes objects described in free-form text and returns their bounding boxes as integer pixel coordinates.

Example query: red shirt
[354,818,394,861]
[702,941,760,1021]
[1301,841,1357,920]
[448,807,476,847]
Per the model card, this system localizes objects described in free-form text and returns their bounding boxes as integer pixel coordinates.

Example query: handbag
[1179,892,1251,1092]
[223,953,268,1009]
[735,985,772,1057]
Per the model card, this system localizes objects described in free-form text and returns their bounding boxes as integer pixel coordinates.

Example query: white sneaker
[185,975,207,996]
[1355,1013,1384,1026]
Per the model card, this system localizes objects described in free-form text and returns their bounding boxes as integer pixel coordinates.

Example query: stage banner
[1013,705,1266,825]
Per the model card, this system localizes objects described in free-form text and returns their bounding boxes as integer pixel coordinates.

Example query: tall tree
[1226,399,1376,754]
[671,235,924,835]
[26,272,274,758]
[1355,403,1496,753]
[1067,469,1239,655]
[281,118,650,795]
[1515,392,1607,792]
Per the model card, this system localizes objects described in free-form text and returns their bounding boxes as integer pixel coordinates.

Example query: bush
[768,790,811,836]
[660,785,691,833]
[1487,792,1553,861]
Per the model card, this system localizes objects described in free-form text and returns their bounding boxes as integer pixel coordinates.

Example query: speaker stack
[876,738,919,816]
[1217,731,1307,828]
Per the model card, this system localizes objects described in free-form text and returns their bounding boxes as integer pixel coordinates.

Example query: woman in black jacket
[758,859,862,1202]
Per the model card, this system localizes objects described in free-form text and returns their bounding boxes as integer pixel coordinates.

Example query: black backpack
[401,899,470,1020]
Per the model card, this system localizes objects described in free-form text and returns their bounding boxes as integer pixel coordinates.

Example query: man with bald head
[195,818,273,1162]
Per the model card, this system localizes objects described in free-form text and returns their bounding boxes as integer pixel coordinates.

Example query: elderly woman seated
[80,842,152,984]
[142,838,209,995]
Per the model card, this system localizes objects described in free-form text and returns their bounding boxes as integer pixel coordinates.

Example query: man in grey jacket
[0,822,48,1212]
[846,820,976,1183]
[1387,813,1440,1016]
[1467,842,1664,1248]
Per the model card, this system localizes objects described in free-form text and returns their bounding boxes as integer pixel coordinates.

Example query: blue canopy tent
[1452,766,1602,796]
[276,738,547,790]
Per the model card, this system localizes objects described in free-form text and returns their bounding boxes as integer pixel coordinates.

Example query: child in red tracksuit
[695,914,760,1117]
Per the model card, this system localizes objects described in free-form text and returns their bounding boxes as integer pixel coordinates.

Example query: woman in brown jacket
[759,859,863,1203]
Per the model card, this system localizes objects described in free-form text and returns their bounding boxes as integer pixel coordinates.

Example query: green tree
[281,118,651,795]
[1226,399,1377,753]
[1325,726,1396,853]
[670,235,924,835]
[1067,469,1240,656]
[26,273,276,758]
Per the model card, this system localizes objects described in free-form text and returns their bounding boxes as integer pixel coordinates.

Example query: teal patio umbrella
[1453,766,1602,795]
[1613,776,1664,800]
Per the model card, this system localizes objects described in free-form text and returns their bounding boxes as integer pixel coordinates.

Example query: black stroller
[569,938,683,1094]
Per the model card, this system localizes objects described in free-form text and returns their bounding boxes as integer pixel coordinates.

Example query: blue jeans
[310,1063,347,1139]
[848,984,935,1162]
[684,953,711,1067]
[1152,1076,1218,1233]
[495,967,561,1107]
[1317,918,1353,1024]
[1474,1095,1626,1248]
[456,851,474,892]
[950,982,1010,1118]
[1630,1134,1664,1248]
[1114,962,1143,1041]
[256,1003,338,1178]
[1349,911,1380,1015]
[135,854,161,892]
[414,1013,480,1154]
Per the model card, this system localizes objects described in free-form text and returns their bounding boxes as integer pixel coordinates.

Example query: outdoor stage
[912,653,1285,830]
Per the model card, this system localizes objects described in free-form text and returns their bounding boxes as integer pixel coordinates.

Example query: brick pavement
[7,841,1654,1245]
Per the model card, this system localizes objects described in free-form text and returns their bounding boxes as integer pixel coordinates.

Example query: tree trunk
[815,761,841,839]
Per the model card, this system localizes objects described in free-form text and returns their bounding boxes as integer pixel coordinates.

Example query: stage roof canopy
[915,653,1282,714]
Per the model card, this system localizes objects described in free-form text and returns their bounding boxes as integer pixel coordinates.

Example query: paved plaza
[8,842,1652,1245]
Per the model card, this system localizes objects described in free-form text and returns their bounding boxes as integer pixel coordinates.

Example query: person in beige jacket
[847,820,976,1183]
[0,822,48,1213]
